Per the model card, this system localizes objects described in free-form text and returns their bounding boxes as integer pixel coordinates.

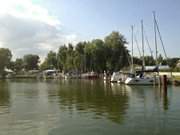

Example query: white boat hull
[125,77,156,85]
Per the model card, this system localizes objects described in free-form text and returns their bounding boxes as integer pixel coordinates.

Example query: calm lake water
[0,79,180,135]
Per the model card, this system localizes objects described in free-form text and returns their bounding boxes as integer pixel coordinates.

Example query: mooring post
[162,75,167,94]
[162,75,168,110]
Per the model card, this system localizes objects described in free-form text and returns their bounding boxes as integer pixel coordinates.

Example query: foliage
[0,48,12,77]
[157,54,163,64]
[14,58,24,72]
[104,31,129,72]
[40,51,57,70]
[23,54,40,70]
[166,57,179,68]
[133,57,142,65]
[2,31,179,74]
[55,31,130,73]
[144,56,155,65]
[57,45,68,71]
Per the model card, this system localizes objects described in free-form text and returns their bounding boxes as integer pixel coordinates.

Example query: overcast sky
[0,0,179,61]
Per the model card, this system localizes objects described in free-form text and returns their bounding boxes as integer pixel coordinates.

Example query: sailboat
[125,20,156,85]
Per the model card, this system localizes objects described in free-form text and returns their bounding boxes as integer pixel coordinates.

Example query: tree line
[41,32,129,73]
[0,31,179,77]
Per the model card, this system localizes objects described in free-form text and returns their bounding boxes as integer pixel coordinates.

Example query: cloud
[0,0,60,26]
[0,0,79,60]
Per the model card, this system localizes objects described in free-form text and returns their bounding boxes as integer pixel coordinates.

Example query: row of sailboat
[110,12,169,85]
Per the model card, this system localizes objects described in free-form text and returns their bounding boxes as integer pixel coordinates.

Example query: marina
[0,1,179,134]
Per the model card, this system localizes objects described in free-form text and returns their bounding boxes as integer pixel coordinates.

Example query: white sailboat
[110,71,128,83]
[125,20,156,85]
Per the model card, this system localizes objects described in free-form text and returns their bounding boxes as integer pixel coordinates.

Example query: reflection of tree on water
[0,81,10,106]
[57,80,129,124]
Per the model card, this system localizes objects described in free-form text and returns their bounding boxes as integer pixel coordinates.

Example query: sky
[0,0,179,61]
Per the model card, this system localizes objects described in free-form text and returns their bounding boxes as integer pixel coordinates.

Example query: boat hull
[125,77,156,85]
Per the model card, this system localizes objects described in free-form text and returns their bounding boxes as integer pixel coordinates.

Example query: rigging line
[134,34,142,57]
[153,11,158,66]
[144,31,153,57]
[155,19,168,59]
[131,25,134,73]
[141,20,145,68]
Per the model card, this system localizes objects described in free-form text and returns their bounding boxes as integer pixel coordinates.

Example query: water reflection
[0,79,179,135]
[57,80,129,124]
[124,85,170,112]
[0,81,10,107]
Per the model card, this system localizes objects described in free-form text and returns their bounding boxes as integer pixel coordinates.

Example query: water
[0,79,180,135]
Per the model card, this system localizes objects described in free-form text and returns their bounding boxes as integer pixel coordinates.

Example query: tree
[23,54,40,70]
[144,56,155,66]
[7,61,15,71]
[166,57,179,68]
[55,32,130,73]
[104,31,129,72]
[157,54,163,64]
[14,58,24,72]
[133,57,142,65]
[84,42,94,72]
[65,44,75,71]
[74,42,86,72]
[0,48,12,77]
[45,51,57,69]
[57,45,68,71]
[40,60,48,70]
[90,39,106,72]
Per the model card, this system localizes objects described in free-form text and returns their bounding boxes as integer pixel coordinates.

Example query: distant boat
[110,71,126,83]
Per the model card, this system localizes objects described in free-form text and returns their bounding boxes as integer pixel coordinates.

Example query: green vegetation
[50,31,130,73]
[0,31,179,78]
[23,54,40,70]
[0,48,12,78]
[40,51,57,70]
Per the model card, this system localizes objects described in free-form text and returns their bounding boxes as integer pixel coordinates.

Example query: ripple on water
[0,80,180,135]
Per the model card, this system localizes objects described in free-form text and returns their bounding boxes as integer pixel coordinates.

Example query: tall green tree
[133,57,142,65]
[74,42,86,72]
[23,54,40,70]
[104,31,129,72]
[144,56,155,66]
[40,60,48,70]
[166,57,179,68]
[57,45,68,71]
[84,42,94,71]
[14,58,24,72]
[44,51,57,69]
[66,44,75,71]
[157,54,163,64]
[0,48,12,77]
[90,39,106,72]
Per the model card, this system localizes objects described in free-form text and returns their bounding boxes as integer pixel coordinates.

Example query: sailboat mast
[141,20,145,69]
[131,25,134,73]
[153,11,158,66]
